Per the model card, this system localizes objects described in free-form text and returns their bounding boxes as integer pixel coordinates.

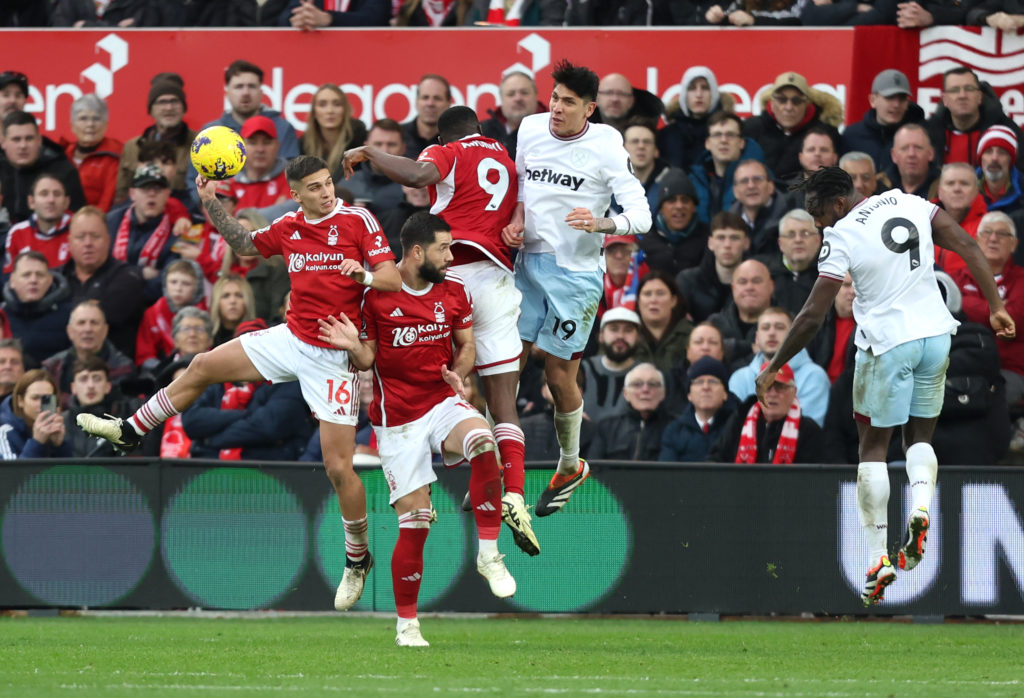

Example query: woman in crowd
[64,94,122,212]
[633,271,693,374]
[301,84,367,179]
[209,274,256,346]
[0,369,70,459]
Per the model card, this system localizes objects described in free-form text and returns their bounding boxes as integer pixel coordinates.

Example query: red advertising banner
[0,27,905,144]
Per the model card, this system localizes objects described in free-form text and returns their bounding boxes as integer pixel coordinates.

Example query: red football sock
[392,509,431,619]
[494,423,525,497]
[468,450,502,540]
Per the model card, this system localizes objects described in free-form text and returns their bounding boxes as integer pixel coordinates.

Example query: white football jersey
[515,113,651,272]
[817,189,958,354]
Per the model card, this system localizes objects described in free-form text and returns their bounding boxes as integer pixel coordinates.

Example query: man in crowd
[677,211,750,323]
[232,115,289,210]
[204,60,299,160]
[709,258,775,365]
[977,125,1022,218]
[0,338,26,400]
[729,159,787,256]
[593,73,662,134]
[0,111,85,223]
[402,74,452,158]
[842,69,924,174]
[0,70,28,119]
[690,112,764,224]
[580,306,641,424]
[760,209,821,317]
[658,356,734,462]
[638,169,707,277]
[886,123,939,198]
[2,250,73,364]
[840,151,884,200]
[588,362,673,461]
[480,71,542,161]
[344,119,406,216]
[622,121,671,216]
[2,174,72,276]
[934,162,989,275]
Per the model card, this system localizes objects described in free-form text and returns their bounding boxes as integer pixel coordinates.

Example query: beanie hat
[656,169,699,210]
[977,125,1017,165]
[147,80,187,113]
[687,356,729,386]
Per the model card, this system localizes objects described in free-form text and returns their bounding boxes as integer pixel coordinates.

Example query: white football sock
[553,405,583,476]
[857,461,890,565]
[905,442,938,513]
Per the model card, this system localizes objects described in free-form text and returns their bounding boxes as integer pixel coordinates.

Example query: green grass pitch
[1,616,1022,697]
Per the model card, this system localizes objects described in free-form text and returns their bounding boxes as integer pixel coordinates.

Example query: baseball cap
[241,115,277,140]
[761,361,795,386]
[234,318,269,338]
[0,71,29,97]
[131,163,169,189]
[977,125,1018,165]
[215,180,238,200]
[771,71,811,98]
[600,306,640,330]
[871,69,911,98]
[687,356,729,386]
[603,234,636,249]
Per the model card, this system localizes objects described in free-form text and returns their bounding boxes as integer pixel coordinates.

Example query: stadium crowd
[1,25,1024,465]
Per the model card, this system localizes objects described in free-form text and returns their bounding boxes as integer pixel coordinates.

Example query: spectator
[593,73,663,134]
[2,250,72,365]
[634,271,693,374]
[690,111,766,224]
[210,274,256,346]
[954,211,1024,404]
[153,306,214,381]
[378,185,429,260]
[277,0,390,28]
[925,66,1024,172]
[232,116,289,210]
[0,111,86,223]
[0,71,28,119]
[809,272,857,383]
[658,66,731,170]
[977,126,1022,218]
[589,362,674,461]
[600,234,646,316]
[677,211,750,323]
[660,356,735,462]
[182,0,259,25]
[638,169,707,277]
[115,75,196,204]
[885,123,939,199]
[63,355,142,457]
[893,0,986,30]
[580,306,641,424]
[933,162,989,276]
[204,61,300,160]
[742,71,842,182]
[302,84,367,177]
[703,0,807,26]
[709,258,774,365]
[180,319,313,460]
[135,259,206,371]
[2,174,72,276]
[64,94,122,212]
[0,337,26,401]
[664,320,731,415]
[785,125,840,208]
[402,74,452,159]
[223,209,290,324]
[709,362,827,464]
[135,138,194,214]
[480,71,543,161]
[621,121,671,217]
[0,368,71,459]
[50,0,180,26]
[395,0,487,25]
[729,159,788,256]
[967,1,1024,31]
[758,209,821,317]
[841,70,923,174]
[728,306,830,426]
[342,119,406,216]
[62,206,146,357]
[839,151,884,200]
[519,371,597,461]
[41,299,134,407]
[107,164,189,302]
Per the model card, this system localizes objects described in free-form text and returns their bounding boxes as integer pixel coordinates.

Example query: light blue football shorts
[514,251,602,361]
[852,333,952,428]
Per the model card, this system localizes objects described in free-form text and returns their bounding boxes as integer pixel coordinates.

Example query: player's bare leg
[897,417,939,571]
[481,370,539,556]
[323,421,373,610]
[77,339,263,452]
[856,421,897,605]
[445,417,515,598]
[392,487,432,647]
[534,352,590,517]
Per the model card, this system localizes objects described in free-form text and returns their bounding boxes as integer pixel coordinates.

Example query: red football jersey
[251,200,394,347]
[361,273,473,427]
[418,135,517,271]
[3,212,72,274]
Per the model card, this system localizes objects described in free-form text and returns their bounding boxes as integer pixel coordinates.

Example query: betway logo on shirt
[391,323,450,347]
[288,251,345,273]
[525,167,584,191]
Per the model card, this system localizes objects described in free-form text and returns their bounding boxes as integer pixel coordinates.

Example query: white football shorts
[451,261,522,376]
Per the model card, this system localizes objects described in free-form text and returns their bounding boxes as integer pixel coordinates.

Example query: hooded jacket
[2,270,73,364]
[841,101,926,174]
[657,67,735,170]
[742,87,843,182]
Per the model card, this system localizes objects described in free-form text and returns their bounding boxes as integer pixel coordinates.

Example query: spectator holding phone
[0,368,71,459]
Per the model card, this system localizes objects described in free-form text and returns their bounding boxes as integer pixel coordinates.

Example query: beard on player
[419,257,449,284]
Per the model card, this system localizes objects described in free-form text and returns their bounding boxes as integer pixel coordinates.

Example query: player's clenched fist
[318,314,360,351]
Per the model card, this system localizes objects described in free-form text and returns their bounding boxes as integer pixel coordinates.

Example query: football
[190,126,247,180]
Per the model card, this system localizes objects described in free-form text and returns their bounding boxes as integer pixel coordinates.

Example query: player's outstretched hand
[317,314,360,350]
[754,366,777,408]
[565,207,603,233]
[338,259,368,284]
[341,146,370,180]
[441,364,467,401]
[501,221,525,249]
[991,309,1017,340]
[195,175,219,202]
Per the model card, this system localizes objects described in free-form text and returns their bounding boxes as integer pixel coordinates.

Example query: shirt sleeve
[453,281,473,330]
[816,229,850,281]
[360,292,378,342]
[356,211,396,266]
[250,221,282,258]
[418,144,454,180]
[602,133,653,235]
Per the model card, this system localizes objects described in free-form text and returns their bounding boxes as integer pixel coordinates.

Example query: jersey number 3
[477,157,510,211]
[881,217,921,271]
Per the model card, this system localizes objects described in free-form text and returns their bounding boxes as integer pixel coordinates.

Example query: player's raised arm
[933,208,1016,339]
[195,175,259,256]
[318,314,377,370]
[342,145,441,188]
[338,258,401,292]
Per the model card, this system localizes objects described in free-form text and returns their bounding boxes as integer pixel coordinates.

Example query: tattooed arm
[196,175,259,257]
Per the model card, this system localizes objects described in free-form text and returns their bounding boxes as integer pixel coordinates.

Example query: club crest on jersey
[327,225,339,246]
[434,301,445,323]
[570,147,589,168]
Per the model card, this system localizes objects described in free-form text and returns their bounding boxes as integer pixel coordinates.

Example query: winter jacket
[2,271,73,365]
[728,348,831,426]
[638,217,709,279]
[708,395,827,464]
[742,88,843,182]
[589,403,675,461]
[657,68,736,170]
[676,251,731,323]
[728,191,790,256]
[841,102,926,174]
[689,138,766,224]
[0,140,86,224]
[181,381,313,461]
[934,193,989,276]
[634,318,695,375]
[956,258,1024,376]
[63,255,147,358]
[105,201,183,303]
[708,301,757,367]
[757,251,818,319]
[979,167,1024,216]
[580,355,632,425]
[480,102,546,163]
[42,341,136,408]
[182,0,259,24]
[659,401,736,462]
[63,392,142,458]
[925,83,1024,172]
[63,137,123,212]
[0,394,73,460]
